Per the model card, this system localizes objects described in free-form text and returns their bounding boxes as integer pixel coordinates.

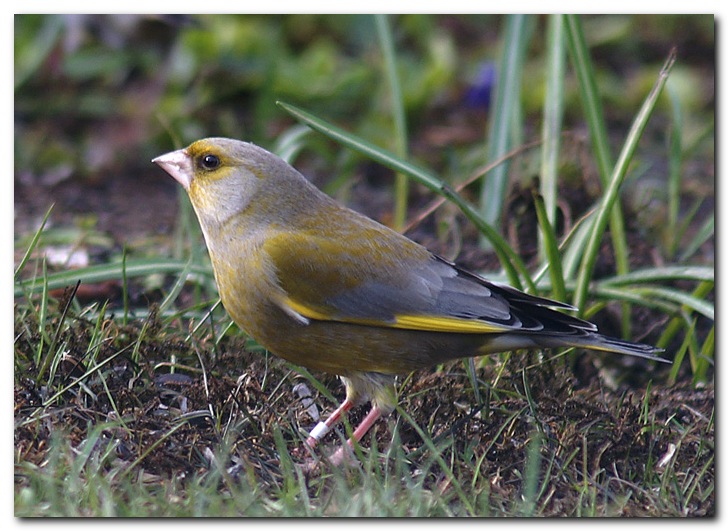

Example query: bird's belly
[243,314,488,376]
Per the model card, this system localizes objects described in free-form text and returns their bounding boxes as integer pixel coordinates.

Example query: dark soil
[14,300,714,515]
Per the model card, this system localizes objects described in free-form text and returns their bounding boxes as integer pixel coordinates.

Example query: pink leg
[305,398,354,448]
[349,405,384,443]
[326,405,384,466]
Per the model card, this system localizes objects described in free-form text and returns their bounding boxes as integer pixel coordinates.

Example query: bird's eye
[200,154,220,170]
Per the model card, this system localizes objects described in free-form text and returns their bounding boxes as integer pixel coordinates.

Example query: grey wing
[325,253,596,334]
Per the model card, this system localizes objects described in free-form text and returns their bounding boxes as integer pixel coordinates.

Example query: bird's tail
[550,333,670,363]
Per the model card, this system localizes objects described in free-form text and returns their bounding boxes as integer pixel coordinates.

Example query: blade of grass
[564,15,614,186]
[584,285,679,315]
[665,80,684,260]
[667,318,695,385]
[14,258,213,297]
[539,14,566,263]
[678,214,714,263]
[14,204,53,280]
[672,197,706,255]
[683,315,706,384]
[520,430,544,517]
[480,14,531,247]
[272,124,312,163]
[159,259,195,314]
[121,246,129,326]
[599,265,713,286]
[35,281,80,383]
[655,280,714,349]
[533,192,567,301]
[83,300,111,367]
[682,453,715,513]
[130,311,154,365]
[553,207,597,282]
[564,14,632,333]
[627,285,713,321]
[375,14,409,232]
[695,324,714,383]
[527,266,710,317]
[35,260,51,363]
[572,49,677,314]
[277,100,536,291]
[175,185,201,261]
[464,357,482,407]
[519,369,544,516]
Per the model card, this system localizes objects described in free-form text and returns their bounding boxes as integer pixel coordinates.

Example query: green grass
[14,14,713,517]
[13,298,714,516]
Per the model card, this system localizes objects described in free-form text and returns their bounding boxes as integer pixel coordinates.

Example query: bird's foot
[296,442,358,475]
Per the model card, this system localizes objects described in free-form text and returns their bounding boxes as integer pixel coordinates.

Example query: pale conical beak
[152,148,193,190]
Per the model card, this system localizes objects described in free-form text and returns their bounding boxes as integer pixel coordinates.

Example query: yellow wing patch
[282,297,333,322]
[282,296,509,334]
[392,315,510,334]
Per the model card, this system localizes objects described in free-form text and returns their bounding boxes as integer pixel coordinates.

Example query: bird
[152,137,669,465]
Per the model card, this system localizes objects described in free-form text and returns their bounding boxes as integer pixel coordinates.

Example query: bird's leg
[305,398,354,449]
[302,375,393,467]
[349,405,384,443]
[326,404,384,466]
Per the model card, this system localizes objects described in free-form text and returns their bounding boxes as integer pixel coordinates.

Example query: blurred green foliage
[14,15,462,178]
[14,14,711,169]
[14,14,715,270]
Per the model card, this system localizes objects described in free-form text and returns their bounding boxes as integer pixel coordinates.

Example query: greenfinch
[153,137,668,464]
